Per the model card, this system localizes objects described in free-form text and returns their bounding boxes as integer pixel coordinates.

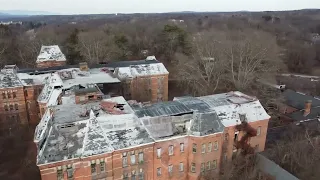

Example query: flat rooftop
[36,45,66,63]
[115,63,169,80]
[35,91,270,165]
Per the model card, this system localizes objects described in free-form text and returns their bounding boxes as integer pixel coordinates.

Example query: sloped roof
[282,89,320,109]
[190,111,225,136]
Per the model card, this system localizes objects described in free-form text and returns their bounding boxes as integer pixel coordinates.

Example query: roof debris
[36,45,66,63]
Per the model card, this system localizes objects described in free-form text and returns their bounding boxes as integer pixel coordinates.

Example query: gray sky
[0,0,320,14]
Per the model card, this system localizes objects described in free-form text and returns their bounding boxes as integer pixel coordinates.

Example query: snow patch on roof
[37,45,66,63]
[115,63,168,79]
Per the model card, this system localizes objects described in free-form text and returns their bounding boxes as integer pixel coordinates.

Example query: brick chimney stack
[303,100,312,117]
[79,62,88,71]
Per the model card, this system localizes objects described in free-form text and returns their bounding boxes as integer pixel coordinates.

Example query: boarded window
[208,142,212,152]
[179,162,184,172]
[213,141,219,151]
[169,145,174,155]
[201,144,206,153]
[157,148,161,158]
[180,143,184,152]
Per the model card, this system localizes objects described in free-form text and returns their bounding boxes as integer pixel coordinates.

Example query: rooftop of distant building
[35,91,270,165]
[36,45,66,63]
[0,65,24,89]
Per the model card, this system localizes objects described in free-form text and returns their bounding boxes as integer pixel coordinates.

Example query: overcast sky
[0,0,319,14]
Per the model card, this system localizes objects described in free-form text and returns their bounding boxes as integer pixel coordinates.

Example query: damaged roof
[190,111,225,136]
[282,89,320,109]
[37,45,66,62]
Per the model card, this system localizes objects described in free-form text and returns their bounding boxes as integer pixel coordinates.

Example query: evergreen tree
[65,28,83,64]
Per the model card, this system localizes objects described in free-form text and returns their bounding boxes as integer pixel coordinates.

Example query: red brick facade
[38,119,269,180]
[36,61,66,68]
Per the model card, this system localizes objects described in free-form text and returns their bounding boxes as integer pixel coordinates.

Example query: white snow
[36,45,66,62]
[47,89,62,107]
[17,73,51,86]
[34,109,52,142]
[115,63,168,79]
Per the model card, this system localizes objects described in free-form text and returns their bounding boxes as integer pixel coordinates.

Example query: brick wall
[36,61,66,68]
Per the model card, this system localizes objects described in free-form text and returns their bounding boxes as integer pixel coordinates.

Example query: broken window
[7,92,11,98]
[13,92,16,98]
[180,143,184,152]
[57,169,63,180]
[4,104,8,111]
[138,152,144,163]
[169,145,174,155]
[234,131,239,141]
[100,161,105,172]
[179,162,184,172]
[208,142,212,152]
[168,164,173,175]
[24,90,28,97]
[191,163,196,173]
[157,167,161,176]
[15,104,18,110]
[213,141,219,151]
[212,160,217,169]
[131,171,136,180]
[201,144,206,153]
[257,126,261,136]
[9,104,13,111]
[2,92,6,99]
[131,151,136,164]
[157,148,161,158]
[207,161,211,170]
[88,95,94,100]
[192,144,197,153]
[91,162,96,174]
[122,153,128,167]
[201,163,205,173]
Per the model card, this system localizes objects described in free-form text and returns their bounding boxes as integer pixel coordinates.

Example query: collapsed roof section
[36,45,66,63]
[35,91,270,165]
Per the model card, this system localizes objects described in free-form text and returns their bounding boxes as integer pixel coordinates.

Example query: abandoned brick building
[34,91,270,180]
[0,45,169,127]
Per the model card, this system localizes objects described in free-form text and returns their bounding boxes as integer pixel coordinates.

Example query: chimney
[79,62,88,71]
[303,100,312,116]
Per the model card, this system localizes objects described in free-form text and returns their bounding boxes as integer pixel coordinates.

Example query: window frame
[201,144,206,153]
[168,145,174,156]
[192,143,197,153]
[157,167,162,176]
[179,162,184,172]
[213,141,219,151]
[191,163,196,173]
[138,152,144,163]
[257,126,261,136]
[180,143,184,152]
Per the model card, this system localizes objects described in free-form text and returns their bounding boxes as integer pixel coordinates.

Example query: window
[201,144,206,153]
[157,148,161,158]
[13,92,16,98]
[168,164,173,175]
[2,92,6,99]
[131,151,136,164]
[234,131,239,141]
[192,144,197,153]
[24,90,28,97]
[15,103,18,110]
[123,173,129,180]
[212,160,217,169]
[131,171,136,180]
[122,152,128,167]
[207,161,211,170]
[67,167,73,178]
[91,162,96,174]
[9,104,13,111]
[169,145,174,155]
[57,169,63,180]
[138,152,144,163]
[79,96,85,101]
[7,92,11,98]
[180,143,184,152]
[223,153,227,161]
[201,163,205,173]
[157,167,161,176]
[4,104,8,111]
[225,133,229,141]
[207,142,212,152]
[191,163,196,173]
[100,161,105,172]
[257,126,261,136]
[213,141,219,151]
[138,169,144,180]
[179,162,184,172]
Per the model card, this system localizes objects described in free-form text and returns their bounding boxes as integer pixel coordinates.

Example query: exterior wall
[75,92,103,104]
[24,85,43,124]
[153,136,188,180]
[37,120,270,180]
[0,87,28,126]
[36,60,66,68]
[130,74,169,103]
